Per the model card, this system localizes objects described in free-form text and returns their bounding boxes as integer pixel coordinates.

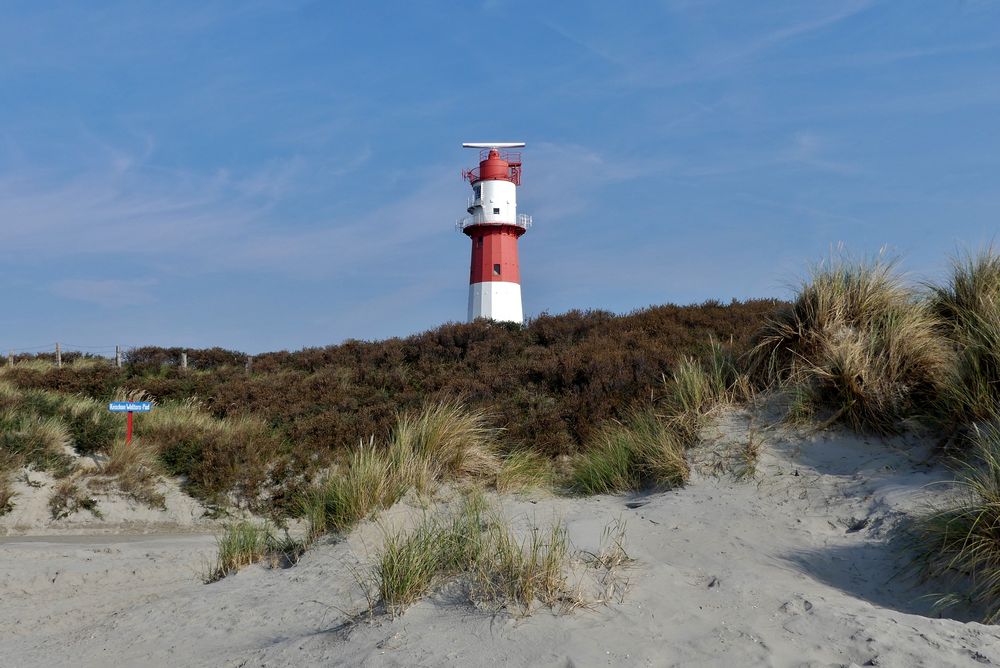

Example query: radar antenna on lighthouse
[457,142,531,323]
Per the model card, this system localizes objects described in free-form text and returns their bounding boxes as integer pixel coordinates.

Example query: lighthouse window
[493,264,501,276]
[473,185,481,200]
[493,207,500,215]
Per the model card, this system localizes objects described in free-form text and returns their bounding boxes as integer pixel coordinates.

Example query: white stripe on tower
[468,282,523,322]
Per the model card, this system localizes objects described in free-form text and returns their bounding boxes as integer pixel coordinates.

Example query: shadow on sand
[782,528,983,623]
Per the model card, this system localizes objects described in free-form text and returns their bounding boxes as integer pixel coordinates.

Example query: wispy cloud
[543,2,874,91]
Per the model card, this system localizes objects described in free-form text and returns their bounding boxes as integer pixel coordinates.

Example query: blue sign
[108,402,153,413]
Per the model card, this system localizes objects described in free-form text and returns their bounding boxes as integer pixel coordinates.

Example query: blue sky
[1,1,998,353]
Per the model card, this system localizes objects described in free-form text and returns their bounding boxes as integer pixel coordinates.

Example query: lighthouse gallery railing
[456,213,532,232]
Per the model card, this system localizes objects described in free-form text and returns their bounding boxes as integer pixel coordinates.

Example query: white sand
[0,469,218,536]
[3,408,1000,667]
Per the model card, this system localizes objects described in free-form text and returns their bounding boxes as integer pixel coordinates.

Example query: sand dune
[3,408,999,667]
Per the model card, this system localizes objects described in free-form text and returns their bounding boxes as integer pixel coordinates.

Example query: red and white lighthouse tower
[458,142,531,323]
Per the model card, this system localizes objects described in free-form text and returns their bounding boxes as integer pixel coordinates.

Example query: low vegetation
[48,477,102,520]
[95,438,165,508]
[0,302,780,483]
[206,520,303,583]
[569,410,688,495]
[748,254,953,434]
[299,401,499,539]
[0,380,285,517]
[915,424,1000,622]
[362,495,623,617]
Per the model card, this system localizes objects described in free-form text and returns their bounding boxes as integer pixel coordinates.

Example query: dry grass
[48,477,102,520]
[569,410,688,495]
[582,517,632,604]
[388,401,501,493]
[749,254,952,433]
[98,438,165,508]
[928,248,1000,431]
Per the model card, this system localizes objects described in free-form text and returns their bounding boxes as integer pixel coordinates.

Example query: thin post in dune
[115,345,122,369]
[55,342,61,368]
[7,351,12,367]
[181,351,188,370]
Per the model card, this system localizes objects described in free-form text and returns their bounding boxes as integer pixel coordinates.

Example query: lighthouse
[458,142,532,323]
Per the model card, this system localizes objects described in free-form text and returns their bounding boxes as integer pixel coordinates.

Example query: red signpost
[108,401,152,445]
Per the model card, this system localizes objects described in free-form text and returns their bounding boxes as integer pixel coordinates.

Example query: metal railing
[456,213,532,232]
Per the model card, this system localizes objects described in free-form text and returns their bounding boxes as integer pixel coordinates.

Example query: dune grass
[300,437,405,538]
[98,438,165,508]
[300,401,500,541]
[928,248,1000,432]
[749,254,952,433]
[388,401,501,491]
[915,423,1000,622]
[570,409,688,495]
[365,495,578,617]
[0,411,76,478]
[373,514,452,613]
[207,521,275,582]
[495,450,553,492]
[205,520,304,582]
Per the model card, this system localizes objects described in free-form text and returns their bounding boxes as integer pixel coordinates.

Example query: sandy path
[3,410,1000,667]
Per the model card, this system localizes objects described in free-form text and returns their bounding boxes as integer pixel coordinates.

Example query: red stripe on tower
[458,142,531,323]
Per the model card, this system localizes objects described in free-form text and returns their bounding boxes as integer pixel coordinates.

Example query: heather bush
[0,302,781,462]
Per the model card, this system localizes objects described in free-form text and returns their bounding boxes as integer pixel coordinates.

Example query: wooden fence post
[245,355,253,375]
[181,351,188,370]
[55,343,62,368]
[7,351,12,368]
[115,345,122,369]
